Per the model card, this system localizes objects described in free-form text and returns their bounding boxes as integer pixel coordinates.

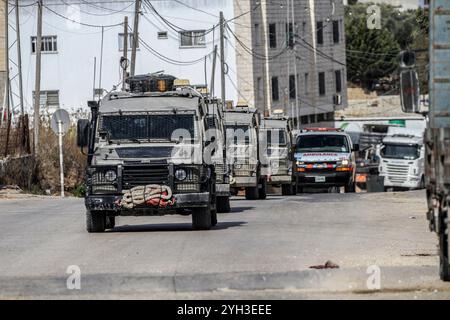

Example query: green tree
[345,4,401,89]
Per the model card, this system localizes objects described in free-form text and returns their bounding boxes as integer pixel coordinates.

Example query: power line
[60,0,134,17]
[43,4,124,28]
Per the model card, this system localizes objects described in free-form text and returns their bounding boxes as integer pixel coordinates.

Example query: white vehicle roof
[383,135,423,146]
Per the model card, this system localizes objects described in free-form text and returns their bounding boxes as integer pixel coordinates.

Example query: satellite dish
[51,109,70,135]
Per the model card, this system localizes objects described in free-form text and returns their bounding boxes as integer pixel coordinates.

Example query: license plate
[315,176,326,183]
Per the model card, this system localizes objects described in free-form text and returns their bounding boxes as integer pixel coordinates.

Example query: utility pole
[122,16,128,91]
[15,0,26,151]
[219,12,226,107]
[33,0,43,157]
[130,0,140,76]
[4,0,10,157]
[15,0,23,117]
[210,45,218,98]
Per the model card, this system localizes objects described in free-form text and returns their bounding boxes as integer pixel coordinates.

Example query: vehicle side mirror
[400,69,421,113]
[353,144,360,152]
[77,119,90,148]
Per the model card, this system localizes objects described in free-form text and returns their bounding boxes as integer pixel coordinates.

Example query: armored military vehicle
[77,74,217,232]
[224,106,266,200]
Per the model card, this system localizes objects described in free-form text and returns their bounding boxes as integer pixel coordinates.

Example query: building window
[289,75,296,99]
[157,31,168,39]
[118,33,139,51]
[318,72,326,96]
[31,36,57,53]
[269,23,277,49]
[271,76,279,102]
[33,90,60,108]
[285,23,294,48]
[180,30,206,47]
[304,73,309,94]
[317,21,324,45]
[302,22,306,37]
[335,70,342,93]
[332,20,340,44]
[257,77,263,100]
[254,23,261,46]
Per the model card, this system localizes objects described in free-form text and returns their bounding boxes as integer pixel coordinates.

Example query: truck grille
[386,164,409,183]
[233,163,256,177]
[214,163,226,183]
[122,165,169,189]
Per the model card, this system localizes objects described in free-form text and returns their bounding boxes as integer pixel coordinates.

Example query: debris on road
[309,260,340,269]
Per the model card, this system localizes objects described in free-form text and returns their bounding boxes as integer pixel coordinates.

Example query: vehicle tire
[245,187,259,200]
[192,207,212,230]
[211,209,218,227]
[86,210,106,233]
[281,184,293,195]
[296,185,304,194]
[216,196,231,213]
[258,179,267,200]
[105,216,115,229]
[345,182,356,193]
[439,209,450,281]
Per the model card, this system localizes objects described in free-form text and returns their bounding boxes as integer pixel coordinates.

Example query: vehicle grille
[386,164,409,183]
[122,165,169,189]
[214,163,226,183]
[233,163,256,176]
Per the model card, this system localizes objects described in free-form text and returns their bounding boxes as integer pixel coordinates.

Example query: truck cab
[293,128,358,193]
[77,74,217,232]
[224,106,266,200]
[259,113,296,195]
[378,132,425,191]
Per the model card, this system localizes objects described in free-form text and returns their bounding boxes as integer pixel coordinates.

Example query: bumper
[381,175,422,189]
[266,175,291,185]
[230,176,258,188]
[295,171,352,188]
[216,183,230,196]
[85,192,210,214]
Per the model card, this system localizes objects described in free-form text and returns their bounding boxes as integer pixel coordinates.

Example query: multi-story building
[3,0,347,128]
[6,0,237,115]
[233,0,348,128]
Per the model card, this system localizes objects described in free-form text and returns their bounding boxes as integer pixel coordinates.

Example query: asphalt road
[0,190,449,299]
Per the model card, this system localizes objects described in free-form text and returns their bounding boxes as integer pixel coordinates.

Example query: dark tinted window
[296,135,349,153]
[289,75,296,99]
[101,114,195,141]
[269,23,277,48]
[382,144,420,160]
[317,21,324,45]
[333,20,340,43]
[272,77,279,101]
[335,70,342,93]
[318,72,326,96]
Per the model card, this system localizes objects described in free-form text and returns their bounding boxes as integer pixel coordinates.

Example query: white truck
[378,128,425,191]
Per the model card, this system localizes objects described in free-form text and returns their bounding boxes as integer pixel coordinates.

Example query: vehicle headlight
[341,159,349,166]
[175,169,187,181]
[104,170,117,182]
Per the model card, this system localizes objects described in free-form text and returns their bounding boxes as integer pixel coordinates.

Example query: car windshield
[260,129,287,146]
[100,114,196,142]
[296,134,349,153]
[381,143,420,160]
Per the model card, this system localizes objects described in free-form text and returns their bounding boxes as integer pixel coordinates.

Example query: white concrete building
[233,0,348,127]
[7,0,237,115]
